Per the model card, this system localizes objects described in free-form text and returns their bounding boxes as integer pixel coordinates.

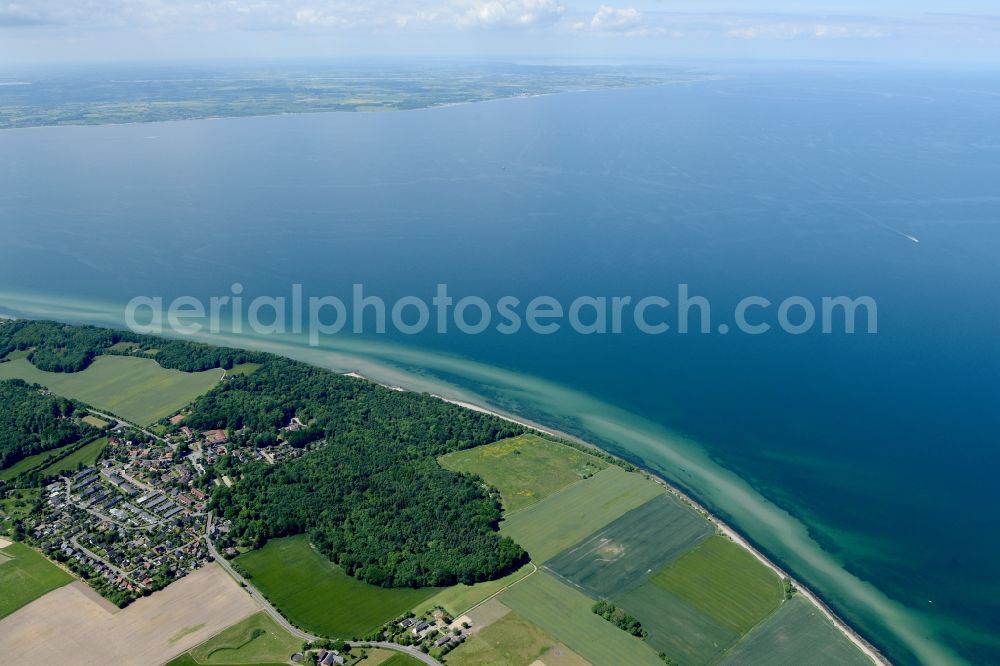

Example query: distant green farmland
[650,535,784,635]
[500,466,662,563]
[40,438,108,476]
[168,611,302,665]
[500,570,663,666]
[718,596,872,666]
[546,493,714,599]
[617,580,738,665]
[439,434,606,512]
[236,535,439,639]
[0,355,222,425]
[0,541,74,619]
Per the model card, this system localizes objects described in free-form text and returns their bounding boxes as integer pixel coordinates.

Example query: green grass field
[0,440,80,481]
[416,562,535,617]
[718,596,872,666]
[225,363,261,376]
[380,655,426,666]
[649,535,785,635]
[439,434,607,513]
[166,656,289,666]
[237,535,439,639]
[499,571,663,666]
[500,466,663,563]
[0,541,74,619]
[166,611,302,665]
[39,437,108,476]
[0,355,222,425]
[616,580,739,665]
[546,493,714,599]
[447,609,558,666]
[81,415,109,429]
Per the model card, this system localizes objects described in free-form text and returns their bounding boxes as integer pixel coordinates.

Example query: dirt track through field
[0,563,260,665]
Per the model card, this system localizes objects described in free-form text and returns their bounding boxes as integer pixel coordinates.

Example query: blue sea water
[1,64,999,664]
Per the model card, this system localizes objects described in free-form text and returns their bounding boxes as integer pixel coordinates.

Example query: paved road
[88,409,165,443]
[204,513,441,666]
[70,534,138,585]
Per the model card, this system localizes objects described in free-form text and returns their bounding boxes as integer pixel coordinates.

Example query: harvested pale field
[447,610,558,666]
[0,563,260,666]
[465,597,512,632]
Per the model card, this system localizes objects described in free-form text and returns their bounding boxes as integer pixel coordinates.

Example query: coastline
[0,297,956,663]
[341,369,890,666]
[0,76,716,134]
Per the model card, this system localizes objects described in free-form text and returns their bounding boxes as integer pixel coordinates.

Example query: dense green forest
[198,358,528,587]
[0,379,95,469]
[0,319,529,587]
[0,319,266,373]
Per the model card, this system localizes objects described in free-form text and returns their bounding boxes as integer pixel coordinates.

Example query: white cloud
[452,0,565,29]
[727,20,891,39]
[574,5,641,32]
[293,7,348,28]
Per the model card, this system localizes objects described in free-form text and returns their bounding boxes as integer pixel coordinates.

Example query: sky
[0,1,999,65]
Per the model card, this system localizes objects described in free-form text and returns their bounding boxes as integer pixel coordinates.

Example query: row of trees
[592,600,647,638]
[0,379,96,469]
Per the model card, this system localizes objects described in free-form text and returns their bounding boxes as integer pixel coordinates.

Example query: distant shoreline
[343,368,890,666]
[0,76,714,133]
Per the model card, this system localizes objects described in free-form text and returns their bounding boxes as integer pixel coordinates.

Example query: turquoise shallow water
[1,65,999,664]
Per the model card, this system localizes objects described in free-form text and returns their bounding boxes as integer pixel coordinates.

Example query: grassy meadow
[0,540,74,619]
[379,655,427,666]
[39,437,108,476]
[415,562,535,617]
[0,440,80,481]
[81,415,110,429]
[236,535,439,639]
[167,611,302,665]
[438,434,606,512]
[499,465,662,563]
[0,355,222,425]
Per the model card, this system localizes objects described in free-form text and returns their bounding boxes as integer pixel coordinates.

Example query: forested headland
[0,319,528,587]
